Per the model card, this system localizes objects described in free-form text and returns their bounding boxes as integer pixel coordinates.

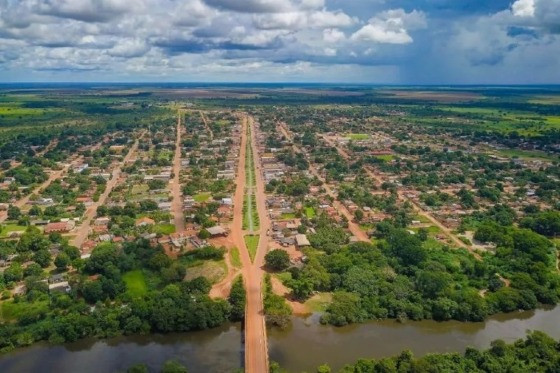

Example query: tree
[127,364,148,373]
[54,252,71,270]
[387,229,426,266]
[161,360,188,373]
[354,209,364,222]
[265,249,290,271]
[198,228,210,239]
[7,205,21,221]
[33,249,51,268]
[228,276,246,321]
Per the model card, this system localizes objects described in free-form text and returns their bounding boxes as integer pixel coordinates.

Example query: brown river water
[1,306,560,372]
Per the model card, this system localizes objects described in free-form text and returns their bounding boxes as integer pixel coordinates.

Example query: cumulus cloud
[0,0,557,83]
[351,9,426,44]
[512,0,535,17]
[34,0,131,22]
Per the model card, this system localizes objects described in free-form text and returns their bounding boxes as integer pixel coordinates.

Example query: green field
[496,148,557,161]
[0,224,27,238]
[346,133,369,140]
[184,260,226,284]
[304,292,333,313]
[122,270,147,297]
[193,192,212,202]
[281,213,296,220]
[245,235,260,262]
[1,300,49,322]
[153,223,176,235]
[230,247,242,268]
[374,154,394,162]
[305,207,316,218]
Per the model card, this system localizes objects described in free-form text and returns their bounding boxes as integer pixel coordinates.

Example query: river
[269,305,560,372]
[1,307,560,372]
[0,324,243,373]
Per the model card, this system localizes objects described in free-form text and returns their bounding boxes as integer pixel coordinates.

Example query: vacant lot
[123,270,147,297]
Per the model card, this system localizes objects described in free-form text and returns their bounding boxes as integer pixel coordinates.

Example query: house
[206,225,228,237]
[135,217,155,226]
[221,197,233,206]
[158,202,172,211]
[44,221,75,234]
[36,197,54,206]
[94,217,111,226]
[73,163,89,173]
[295,234,310,248]
[49,281,71,293]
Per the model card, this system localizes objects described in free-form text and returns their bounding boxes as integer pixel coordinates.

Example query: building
[295,234,310,248]
[44,221,76,234]
[206,226,228,237]
[135,217,155,226]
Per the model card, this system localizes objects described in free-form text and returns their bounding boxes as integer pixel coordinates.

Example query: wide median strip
[244,234,260,262]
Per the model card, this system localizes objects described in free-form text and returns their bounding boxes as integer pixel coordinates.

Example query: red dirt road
[170,112,185,233]
[71,134,143,249]
[279,123,369,242]
[229,114,268,373]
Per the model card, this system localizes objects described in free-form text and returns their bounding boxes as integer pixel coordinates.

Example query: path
[71,134,143,249]
[170,111,185,233]
[199,111,214,140]
[229,114,268,373]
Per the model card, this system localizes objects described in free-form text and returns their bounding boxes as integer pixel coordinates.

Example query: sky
[0,0,559,84]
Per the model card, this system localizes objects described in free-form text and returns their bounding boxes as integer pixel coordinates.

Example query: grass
[122,270,147,298]
[153,223,176,235]
[1,299,49,322]
[230,247,242,268]
[374,154,394,162]
[304,206,316,218]
[184,260,227,284]
[346,133,369,140]
[0,224,27,238]
[280,213,296,220]
[131,184,149,194]
[423,237,446,250]
[245,234,260,262]
[496,148,557,161]
[193,192,212,203]
[275,271,292,283]
[304,292,333,313]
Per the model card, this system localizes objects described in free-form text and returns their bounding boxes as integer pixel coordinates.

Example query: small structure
[295,234,310,248]
[135,217,155,227]
[44,221,75,234]
[206,226,228,237]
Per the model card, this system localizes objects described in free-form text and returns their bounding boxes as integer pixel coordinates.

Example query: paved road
[71,135,143,249]
[230,115,268,373]
[170,112,185,233]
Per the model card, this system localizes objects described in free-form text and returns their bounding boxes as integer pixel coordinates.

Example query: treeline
[282,214,560,326]
[0,239,241,353]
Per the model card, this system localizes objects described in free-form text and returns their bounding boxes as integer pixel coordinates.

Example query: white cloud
[512,0,535,17]
[323,28,345,43]
[351,9,426,44]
